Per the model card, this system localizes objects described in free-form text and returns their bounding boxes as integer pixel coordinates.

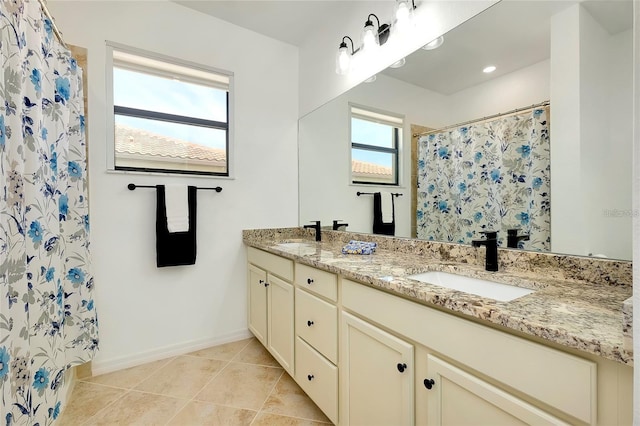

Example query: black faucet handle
[332,220,349,230]
[480,230,498,239]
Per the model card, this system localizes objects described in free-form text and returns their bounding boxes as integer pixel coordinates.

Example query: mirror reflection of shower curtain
[0,1,98,423]
[416,108,550,251]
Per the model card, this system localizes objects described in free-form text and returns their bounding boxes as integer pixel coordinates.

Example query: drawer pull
[307,278,314,284]
[307,374,314,381]
[307,320,314,327]
[423,378,435,390]
[397,363,407,373]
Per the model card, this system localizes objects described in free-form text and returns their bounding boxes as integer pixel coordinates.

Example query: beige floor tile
[82,358,173,389]
[196,362,283,410]
[168,401,257,425]
[233,339,280,367]
[135,356,227,399]
[189,338,253,361]
[58,382,126,425]
[87,390,187,425]
[251,412,330,426]
[261,373,331,423]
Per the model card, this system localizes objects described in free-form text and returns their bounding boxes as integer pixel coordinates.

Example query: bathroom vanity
[243,228,632,426]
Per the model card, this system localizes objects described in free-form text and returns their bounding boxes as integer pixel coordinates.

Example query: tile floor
[59,338,332,425]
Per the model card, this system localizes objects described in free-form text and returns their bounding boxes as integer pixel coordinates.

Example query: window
[110,47,231,176]
[350,106,402,185]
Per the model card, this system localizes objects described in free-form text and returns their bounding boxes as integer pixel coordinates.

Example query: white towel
[381,191,393,223]
[165,184,190,233]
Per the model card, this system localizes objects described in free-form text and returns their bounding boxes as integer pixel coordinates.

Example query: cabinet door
[268,274,294,374]
[341,312,414,426]
[248,264,268,345]
[425,355,568,426]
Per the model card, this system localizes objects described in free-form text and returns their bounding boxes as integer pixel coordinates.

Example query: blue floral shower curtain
[1,1,98,424]
[417,108,551,251]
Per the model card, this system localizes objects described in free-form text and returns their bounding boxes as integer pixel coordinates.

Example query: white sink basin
[408,271,534,302]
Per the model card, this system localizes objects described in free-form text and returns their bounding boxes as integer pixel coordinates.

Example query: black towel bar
[128,183,222,192]
[357,191,402,197]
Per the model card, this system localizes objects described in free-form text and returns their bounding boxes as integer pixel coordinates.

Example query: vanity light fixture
[362,14,390,52]
[336,36,355,75]
[334,9,401,76]
[422,36,444,50]
[394,0,416,35]
[483,65,497,73]
[390,57,406,68]
[364,75,377,83]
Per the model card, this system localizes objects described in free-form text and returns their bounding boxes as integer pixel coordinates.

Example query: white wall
[551,4,633,260]
[49,1,299,373]
[446,59,550,124]
[298,0,498,117]
[550,5,584,257]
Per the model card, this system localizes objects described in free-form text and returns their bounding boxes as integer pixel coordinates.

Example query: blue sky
[351,117,396,168]
[114,67,227,150]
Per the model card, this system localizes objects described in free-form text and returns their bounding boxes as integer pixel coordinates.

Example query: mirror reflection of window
[350,106,403,186]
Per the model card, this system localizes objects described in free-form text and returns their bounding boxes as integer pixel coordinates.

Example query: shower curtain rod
[36,0,68,49]
[413,100,550,138]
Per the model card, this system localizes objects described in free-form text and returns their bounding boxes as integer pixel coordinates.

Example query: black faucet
[472,231,499,272]
[507,228,530,249]
[332,220,349,231]
[304,221,322,242]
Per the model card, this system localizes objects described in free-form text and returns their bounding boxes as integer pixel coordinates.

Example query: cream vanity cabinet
[247,247,631,425]
[294,263,339,425]
[247,247,294,374]
[341,312,414,426]
[342,278,630,426]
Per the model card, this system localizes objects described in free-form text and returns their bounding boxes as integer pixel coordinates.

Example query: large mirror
[299,0,633,261]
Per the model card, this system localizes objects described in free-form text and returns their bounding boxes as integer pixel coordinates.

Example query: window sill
[105,168,236,180]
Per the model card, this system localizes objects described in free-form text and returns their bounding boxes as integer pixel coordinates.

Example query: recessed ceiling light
[390,57,406,69]
[422,36,444,50]
[483,65,497,73]
[364,75,377,83]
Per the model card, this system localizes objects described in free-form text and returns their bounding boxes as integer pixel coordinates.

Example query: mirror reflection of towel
[156,185,197,267]
[373,192,395,236]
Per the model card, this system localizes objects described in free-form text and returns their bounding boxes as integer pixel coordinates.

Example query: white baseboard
[91,328,253,376]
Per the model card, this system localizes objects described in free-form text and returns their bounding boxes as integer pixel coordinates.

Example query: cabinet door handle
[307,374,314,381]
[397,363,407,373]
[423,378,435,390]
[258,280,265,285]
[264,282,269,287]
[307,320,314,327]
[307,278,314,284]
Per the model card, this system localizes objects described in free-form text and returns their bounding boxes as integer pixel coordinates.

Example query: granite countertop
[244,229,633,366]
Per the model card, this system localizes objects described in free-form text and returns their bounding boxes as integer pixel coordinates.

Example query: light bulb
[361,23,378,52]
[483,65,497,73]
[336,45,351,75]
[394,1,413,35]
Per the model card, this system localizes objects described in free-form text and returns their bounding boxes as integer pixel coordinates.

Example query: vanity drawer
[295,288,338,363]
[295,263,337,302]
[248,247,293,281]
[295,337,338,424]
